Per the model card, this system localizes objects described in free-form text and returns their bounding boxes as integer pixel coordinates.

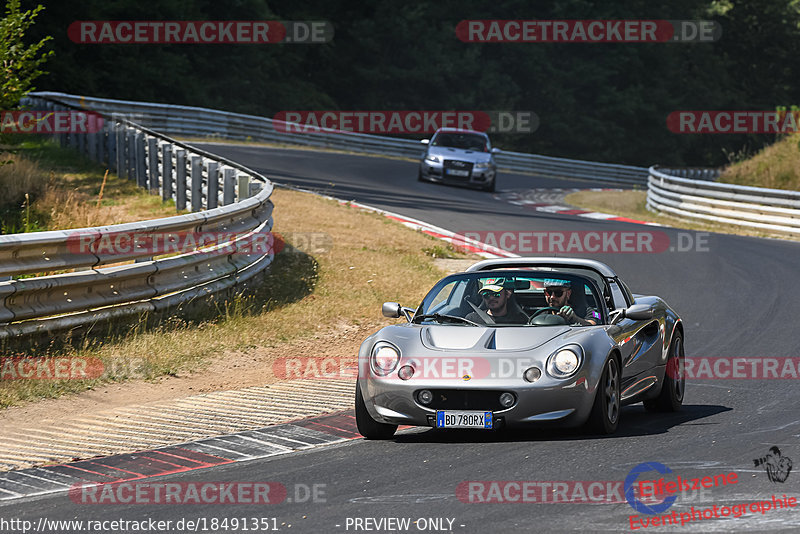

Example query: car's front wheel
[482,178,495,192]
[355,384,397,440]
[644,331,685,412]
[587,356,620,434]
[417,169,425,182]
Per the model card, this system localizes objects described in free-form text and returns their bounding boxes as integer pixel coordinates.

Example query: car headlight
[371,342,401,375]
[474,161,491,169]
[425,154,440,163]
[546,346,583,379]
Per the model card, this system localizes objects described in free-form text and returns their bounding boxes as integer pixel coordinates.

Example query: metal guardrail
[0,96,276,340]
[28,92,650,186]
[647,166,800,235]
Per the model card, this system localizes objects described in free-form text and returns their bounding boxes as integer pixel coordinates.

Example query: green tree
[0,0,53,110]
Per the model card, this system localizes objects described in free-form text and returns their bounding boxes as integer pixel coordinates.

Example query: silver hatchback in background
[418,128,500,192]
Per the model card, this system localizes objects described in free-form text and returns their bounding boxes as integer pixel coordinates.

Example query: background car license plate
[446,169,469,176]
[436,411,493,429]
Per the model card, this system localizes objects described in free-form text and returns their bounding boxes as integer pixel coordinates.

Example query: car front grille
[418,389,512,411]
[443,160,473,180]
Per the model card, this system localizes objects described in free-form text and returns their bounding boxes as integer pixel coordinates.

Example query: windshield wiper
[412,313,481,326]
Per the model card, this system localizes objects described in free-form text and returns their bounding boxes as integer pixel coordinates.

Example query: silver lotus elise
[355,257,685,439]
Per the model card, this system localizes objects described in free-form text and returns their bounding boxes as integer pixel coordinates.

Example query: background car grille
[419,389,511,411]
[443,160,473,180]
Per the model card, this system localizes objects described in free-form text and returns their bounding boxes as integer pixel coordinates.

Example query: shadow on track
[390,404,730,444]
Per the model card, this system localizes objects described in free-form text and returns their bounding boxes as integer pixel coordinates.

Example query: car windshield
[431,132,488,151]
[414,271,605,327]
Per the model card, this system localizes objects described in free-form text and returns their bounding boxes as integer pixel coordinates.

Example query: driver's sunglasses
[481,291,503,299]
[544,288,566,297]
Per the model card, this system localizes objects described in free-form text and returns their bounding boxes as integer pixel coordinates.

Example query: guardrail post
[147,137,160,194]
[77,130,85,155]
[127,129,136,180]
[176,149,187,211]
[106,120,115,168]
[98,119,108,164]
[136,132,147,188]
[86,131,96,162]
[115,120,124,176]
[98,129,106,164]
[207,161,219,209]
[191,156,203,212]
[161,144,173,201]
[237,174,250,200]
[223,168,235,205]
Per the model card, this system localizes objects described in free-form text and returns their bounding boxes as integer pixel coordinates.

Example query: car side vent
[484,330,497,350]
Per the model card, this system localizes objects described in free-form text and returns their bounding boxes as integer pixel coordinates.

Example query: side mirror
[624,304,655,321]
[491,147,501,154]
[382,302,402,318]
[420,139,430,145]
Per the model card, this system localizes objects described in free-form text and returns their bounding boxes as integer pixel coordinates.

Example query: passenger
[465,278,529,325]
[542,279,600,326]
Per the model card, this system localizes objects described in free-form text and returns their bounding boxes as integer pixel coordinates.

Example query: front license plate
[446,169,469,177]
[436,411,493,429]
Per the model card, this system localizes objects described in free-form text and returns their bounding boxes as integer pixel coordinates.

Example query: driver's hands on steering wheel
[559,305,578,323]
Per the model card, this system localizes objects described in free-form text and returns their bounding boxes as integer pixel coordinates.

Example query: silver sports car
[355,257,685,439]
[418,128,499,192]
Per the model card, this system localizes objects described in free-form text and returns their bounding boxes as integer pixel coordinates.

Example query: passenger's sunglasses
[481,291,503,299]
[544,288,567,297]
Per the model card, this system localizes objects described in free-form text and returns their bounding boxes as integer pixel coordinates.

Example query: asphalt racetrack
[3,145,799,533]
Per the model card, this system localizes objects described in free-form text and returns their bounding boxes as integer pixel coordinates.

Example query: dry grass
[564,190,797,240]
[0,153,50,214]
[0,186,470,407]
[720,133,800,191]
[37,176,175,230]
[1,140,178,234]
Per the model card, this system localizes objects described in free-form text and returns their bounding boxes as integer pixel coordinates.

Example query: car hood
[420,325,571,351]
[427,146,491,163]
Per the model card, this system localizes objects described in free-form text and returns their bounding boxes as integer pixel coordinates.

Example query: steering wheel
[527,306,562,323]
[530,306,561,318]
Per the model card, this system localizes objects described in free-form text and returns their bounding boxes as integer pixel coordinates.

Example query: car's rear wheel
[355,384,397,440]
[587,356,620,434]
[644,331,685,412]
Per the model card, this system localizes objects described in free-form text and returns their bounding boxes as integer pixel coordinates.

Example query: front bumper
[420,160,495,187]
[360,372,597,429]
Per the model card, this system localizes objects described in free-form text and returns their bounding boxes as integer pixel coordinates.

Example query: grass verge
[719,133,800,191]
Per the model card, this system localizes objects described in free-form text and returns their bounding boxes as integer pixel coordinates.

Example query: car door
[607,279,663,385]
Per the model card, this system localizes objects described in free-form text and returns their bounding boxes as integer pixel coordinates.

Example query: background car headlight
[425,154,440,163]
[371,342,400,375]
[474,161,491,169]
[546,346,583,378]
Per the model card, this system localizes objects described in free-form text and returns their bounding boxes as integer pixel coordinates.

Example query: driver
[465,278,528,325]
[542,279,600,326]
